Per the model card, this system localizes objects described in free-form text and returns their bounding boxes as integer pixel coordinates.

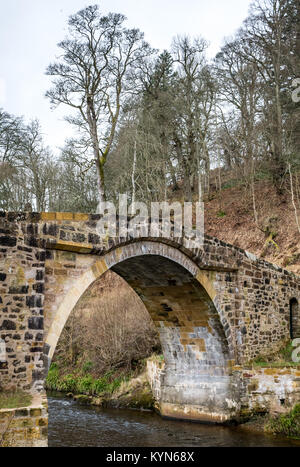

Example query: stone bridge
[0,211,299,427]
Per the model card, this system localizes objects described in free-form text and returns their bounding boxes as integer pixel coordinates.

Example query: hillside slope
[204,179,300,275]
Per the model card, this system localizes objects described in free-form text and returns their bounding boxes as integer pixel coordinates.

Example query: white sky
[0,0,252,152]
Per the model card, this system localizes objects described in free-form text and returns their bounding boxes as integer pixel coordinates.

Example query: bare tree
[0,113,57,211]
[46,5,153,207]
[171,36,215,201]
[239,0,298,193]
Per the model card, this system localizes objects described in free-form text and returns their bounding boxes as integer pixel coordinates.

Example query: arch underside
[44,244,239,422]
[111,255,236,422]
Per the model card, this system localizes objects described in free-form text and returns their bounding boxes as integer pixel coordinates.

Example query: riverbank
[67,369,155,410]
[236,405,300,441]
[45,358,156,411]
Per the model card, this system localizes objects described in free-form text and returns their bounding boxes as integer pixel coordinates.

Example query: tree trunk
[86,97,106,209]
[131,139,137,208]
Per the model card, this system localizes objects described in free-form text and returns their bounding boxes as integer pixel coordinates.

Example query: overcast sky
[0,0,252,152]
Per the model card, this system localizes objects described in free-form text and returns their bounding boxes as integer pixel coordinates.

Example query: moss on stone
[0,390,32,409]
[103,371,155,410]
[73,394,92,405]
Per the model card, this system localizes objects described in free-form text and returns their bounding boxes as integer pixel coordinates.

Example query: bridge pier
[159,373,240,423]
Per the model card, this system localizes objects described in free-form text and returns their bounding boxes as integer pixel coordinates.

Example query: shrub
[93,378,108,394]
[266,404,300,439]
[106,377,122,394]
[59,374,78,393]
[45,363,60,390]
[82,361,93,374]
[52,271,161,376]
[77,375,94,394]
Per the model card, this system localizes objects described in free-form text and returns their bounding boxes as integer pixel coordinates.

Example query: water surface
[48,394,300,447]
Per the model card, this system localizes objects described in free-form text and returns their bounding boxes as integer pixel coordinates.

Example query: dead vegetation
[204,175,300,275]
[53,270,161,377]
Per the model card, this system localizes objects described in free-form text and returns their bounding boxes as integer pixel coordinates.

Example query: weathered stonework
[0,213,45,394]
[0,211,299,433]
[147,359,300,420]
[242,366,300,415]
[0,394,48,447]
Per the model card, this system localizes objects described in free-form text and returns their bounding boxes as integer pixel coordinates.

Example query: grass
[0,390,32,409]
[148,353,164,362]
[251,341,300,368]
[45,362,127,396]
[253,360,298,368]
[265,404,300,439]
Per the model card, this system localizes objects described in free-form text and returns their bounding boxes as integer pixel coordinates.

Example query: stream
[47,393,300,447]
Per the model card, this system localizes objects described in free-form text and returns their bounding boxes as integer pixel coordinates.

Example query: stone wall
[238,365,300,416]
[147,358,300,418]
[0,213,45,394]
[0,394,48,447]
[147,358,165,406]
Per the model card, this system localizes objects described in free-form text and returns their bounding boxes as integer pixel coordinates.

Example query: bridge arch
[44,241,236,423]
